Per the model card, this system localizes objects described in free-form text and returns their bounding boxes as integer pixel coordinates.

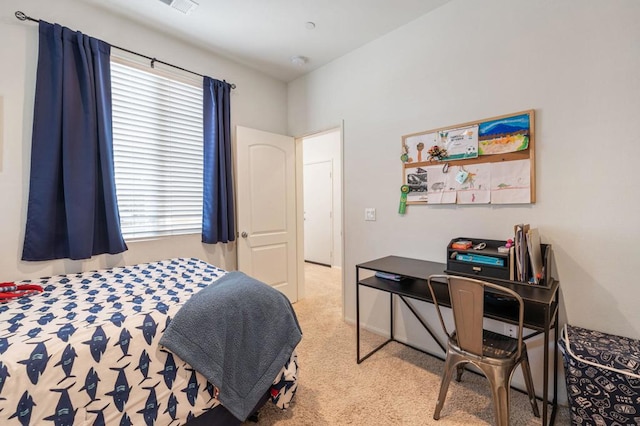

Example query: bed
[0,258,300,425]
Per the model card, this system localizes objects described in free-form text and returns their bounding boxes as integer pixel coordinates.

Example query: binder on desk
[541,244,552,285]
[527,228,544,284]
[513,223,530,282]
[509,246,515,280]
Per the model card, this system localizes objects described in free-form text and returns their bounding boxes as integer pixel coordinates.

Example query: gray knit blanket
[159,271,302,421]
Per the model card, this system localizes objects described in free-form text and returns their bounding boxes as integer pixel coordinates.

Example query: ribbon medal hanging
[399,185,410,214]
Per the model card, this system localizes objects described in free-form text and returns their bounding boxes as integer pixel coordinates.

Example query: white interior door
[236,126,297,302]
[304,161,332,265]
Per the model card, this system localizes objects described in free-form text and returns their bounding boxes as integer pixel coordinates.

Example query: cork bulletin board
[401,110,535,205]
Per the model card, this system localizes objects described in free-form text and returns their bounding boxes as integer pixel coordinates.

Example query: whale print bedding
[0,258,298,425]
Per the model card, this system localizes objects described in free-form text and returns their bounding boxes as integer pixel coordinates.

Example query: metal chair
[427,274,540,426]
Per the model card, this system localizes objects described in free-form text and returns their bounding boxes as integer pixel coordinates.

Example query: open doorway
[301,128,342,268]
[299,127,344,312]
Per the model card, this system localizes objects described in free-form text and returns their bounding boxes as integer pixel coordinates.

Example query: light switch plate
[365,208,376,221]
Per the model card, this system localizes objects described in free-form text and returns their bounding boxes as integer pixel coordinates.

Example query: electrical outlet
[504,324,517,338]
[364,208,376,221]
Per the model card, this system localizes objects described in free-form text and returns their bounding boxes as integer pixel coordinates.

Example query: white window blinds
[111,60,203,240]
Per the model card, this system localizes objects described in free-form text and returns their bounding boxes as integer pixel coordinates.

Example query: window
[111,60,203,239]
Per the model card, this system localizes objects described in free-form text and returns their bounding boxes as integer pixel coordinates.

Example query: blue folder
[455,253,505,267]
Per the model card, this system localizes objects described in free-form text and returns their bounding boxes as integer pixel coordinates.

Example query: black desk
[356,255,559,425]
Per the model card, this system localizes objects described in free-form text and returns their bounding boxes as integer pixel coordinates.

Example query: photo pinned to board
[404,166,429,203]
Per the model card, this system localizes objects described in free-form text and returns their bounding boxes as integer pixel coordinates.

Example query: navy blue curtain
[202,77,235,244]
[22,21,127,261]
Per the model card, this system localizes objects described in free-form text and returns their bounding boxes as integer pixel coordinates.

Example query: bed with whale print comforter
[0,258,298,426]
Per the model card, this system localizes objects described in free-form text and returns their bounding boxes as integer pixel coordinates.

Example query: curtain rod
[15,11,236,89]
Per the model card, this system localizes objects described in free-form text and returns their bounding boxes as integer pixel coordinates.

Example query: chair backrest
[427,274,525,358]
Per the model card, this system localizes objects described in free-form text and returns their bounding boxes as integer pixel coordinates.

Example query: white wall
[288,0,640,403]
[0,0,288,280]
[303,129,343,268]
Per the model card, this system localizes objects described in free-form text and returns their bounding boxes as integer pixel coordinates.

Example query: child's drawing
[478,113,530,155]
[490,159,531,204]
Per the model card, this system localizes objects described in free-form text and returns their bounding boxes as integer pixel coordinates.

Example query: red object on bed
[0,282,43,302]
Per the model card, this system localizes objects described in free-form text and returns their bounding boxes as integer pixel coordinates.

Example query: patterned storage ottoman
[559,325,640,425]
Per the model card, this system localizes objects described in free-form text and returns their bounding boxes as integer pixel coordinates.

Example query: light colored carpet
[250,263,570,425]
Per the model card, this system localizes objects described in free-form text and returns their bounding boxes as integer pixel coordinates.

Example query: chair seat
[450,330,518,359]
[482,330,519,358]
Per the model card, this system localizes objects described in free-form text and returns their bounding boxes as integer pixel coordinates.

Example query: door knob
[241,231,248,238]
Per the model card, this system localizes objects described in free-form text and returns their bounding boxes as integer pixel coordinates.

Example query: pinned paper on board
[424,164,456,204]
[478,113,530,155]
[453,163,490,204]
[403,132,438,164]
[490,159,531,204]
[439,125,478,160]
[404,166,429,203]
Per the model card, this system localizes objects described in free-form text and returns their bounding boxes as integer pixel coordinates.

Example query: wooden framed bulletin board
[401,110,535,205]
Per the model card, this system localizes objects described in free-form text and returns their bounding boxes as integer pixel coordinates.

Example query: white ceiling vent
[158,0,199,15]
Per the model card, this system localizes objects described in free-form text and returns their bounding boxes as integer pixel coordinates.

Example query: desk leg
[390,293,394,341]
[543,324,549,425]
[550,305,559,425]
[542,300,560,426]
[356,268,393,364]
[356,267,361,363]
[543,304,560,426]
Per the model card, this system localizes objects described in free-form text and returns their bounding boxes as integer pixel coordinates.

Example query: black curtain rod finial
[15,10,236,89]
[15,11,37,23]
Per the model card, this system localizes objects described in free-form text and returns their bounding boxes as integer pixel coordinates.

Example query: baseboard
[343,317,389,337]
